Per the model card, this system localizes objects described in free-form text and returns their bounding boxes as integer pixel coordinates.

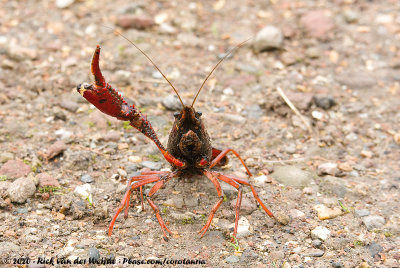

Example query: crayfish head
[167,106,212,167]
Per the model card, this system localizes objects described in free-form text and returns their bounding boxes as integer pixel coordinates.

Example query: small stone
[244,104,263,119]
[230,193,257,215]
[60,100,79,112]
[145,219,153,224]
[225,255,239,263]
[141,161,162,170]
[117,168,127,178]
[37,173,60,187]
[368,242,383,258]
[276,212,290,225]
[223,87,234,95]
[172,195,184,209]
[303,187,313,195]
[313,204,342,220]
[311,226,331,241]
[114,70,131,86]
[240,248,259,263]
[304,249,324,257]
[269,250,285,260]
[0,152,14,163]
[104,131,120,142]
[305,47,321,59]
[288,209,305,220]
[129,155,142,163]
[7,177,36,203]
[343,10,359,23]
[360,150,373,158]
[55,128,73,140]
[116,15,155,30]
[0,160,31,179]
[88,247,101,261]
[80,174,94,183]
[271,165,314,188]
[253,175,269,186]
[317,163,338,176]
[286,91,314,111]
[229,217,251,238]
[300,10,335,39]
[338,162,353,172]
[56,0,75,8]
[314,95,336,110]
[253,25,283,52]
[184,196,199,207]
[56,212,66,220]
[312,239,322,248]
[162,94,182,111]
[46,140,67,160]
[355,209,370,217]
[362,215,385,231]
[331,261,344,268]
[336,71,376,90]
[170,212,195,223]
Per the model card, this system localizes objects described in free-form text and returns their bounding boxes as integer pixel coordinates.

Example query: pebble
[88,247,101,260]
[225,255,239,263]
[304,249,324,257]
[355,209,370,217]
[8,177,36,203]
[240,248,259,263]
[253,25,283,52]
[286,91,314,111]
[317,162,338,176]
[116,15,155,30]
[300,10,335,39]
[311,226,331,241]
[313,204,342,220]
[230,193,257,215]
[305,47,322,59]
[55,128,73,140]
[275,212,290,225]
[114,70,131,86]
[312,239,322,248]
[314,95,336,110]
[0,152,14,163]
[46,140,67,160]
[184,196,199,207]
[331,261,344,268]
[271,165,314,188]
[74,184,92,203]
[60,100,79,112]
[117,168,127,178]
[368,242,383,258]
[253,175,269,187]
[56,0,75,8]
[362,215,385,231]
[336,71,376,89]
[141,161,162,170]
[223,87,234,95]
[37,172,60,187]
[162,94,182,111]
[104,131,120,142]
[0,159,31,179]
[244,104,263,119]
[288,209,306,221]
[172,195,184,209]
[343,10,359,23]
[170,212,195,223]
[229,217,250,238]
[80,174,94,183]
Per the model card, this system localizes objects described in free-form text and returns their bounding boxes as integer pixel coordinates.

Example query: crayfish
[77,35,274,241]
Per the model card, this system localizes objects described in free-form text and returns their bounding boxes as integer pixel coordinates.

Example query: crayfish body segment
[77,43,274,241]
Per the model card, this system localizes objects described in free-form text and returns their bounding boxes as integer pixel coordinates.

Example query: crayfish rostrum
[77,36,274,241]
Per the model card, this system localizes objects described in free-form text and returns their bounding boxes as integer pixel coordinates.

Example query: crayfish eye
[195,111,202,118]
[173,112,180,118]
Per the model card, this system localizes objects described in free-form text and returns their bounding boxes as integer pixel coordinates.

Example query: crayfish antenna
[102,26,185,108]
[191,38,252,107]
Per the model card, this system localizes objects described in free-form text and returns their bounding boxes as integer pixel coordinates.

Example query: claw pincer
[77,46,185,168]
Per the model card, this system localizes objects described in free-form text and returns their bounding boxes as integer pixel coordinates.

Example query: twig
[276,87,313,135]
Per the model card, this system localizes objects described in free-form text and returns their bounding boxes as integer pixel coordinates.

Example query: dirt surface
[0,0,399,267]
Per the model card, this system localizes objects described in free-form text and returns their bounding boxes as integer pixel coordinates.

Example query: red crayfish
[77,35,274,241]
